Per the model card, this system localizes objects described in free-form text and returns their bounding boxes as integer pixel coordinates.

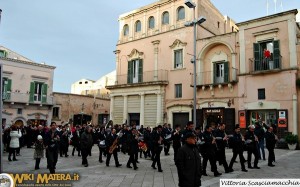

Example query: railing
[249,56,282,73]
[191,68,238,86]
[2,92,54,105]
[112,70,168,86]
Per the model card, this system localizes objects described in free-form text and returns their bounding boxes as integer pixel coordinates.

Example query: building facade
[71,70,116,98]
[0,46,55,128]
[52,92,110,126]
[107,0,300,136]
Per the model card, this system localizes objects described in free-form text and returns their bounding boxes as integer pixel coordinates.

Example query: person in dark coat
[181,121,194,145]
[214,123,230,173]
[254,122,266,160]
[175,133,202,187]
[151,125,163,172]
[172,124,181,161]
[105,128,122,167]
[97,126,107,163]
[162,123,172,156]
[126,129,139,170]
[228,125,247,172]
[245,125,260,169]
[265,126,277,167]
[143,127,152,158]
[59,126,69,157]
[71,125,81,156]
[201,125,221,177]
[80,126,94,167]
[44,122,60,174]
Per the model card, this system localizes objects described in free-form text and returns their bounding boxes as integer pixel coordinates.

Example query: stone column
[110,96,114,121]
[140,93,145,126]
[114,50,120,85]
[293,94,298,135]
[152,40,160,81]
[231,53,237,81]
[123,95,128,124]
[156,93,162,125]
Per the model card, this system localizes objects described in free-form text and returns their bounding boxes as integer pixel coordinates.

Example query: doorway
[173,112,189,129]
[129,113,140,126]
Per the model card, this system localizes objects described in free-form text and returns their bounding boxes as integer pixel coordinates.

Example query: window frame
[148,16,155,29]
[123,24,129,36]
[175,84,182,98]
[258,88,266,100]
[177,6,185,21]
[162,11,169,25]
[135,20,141,32]
[174,49,183,69]
[52,106,60,119]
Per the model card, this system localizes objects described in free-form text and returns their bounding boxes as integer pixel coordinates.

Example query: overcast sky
[0,0,299,93]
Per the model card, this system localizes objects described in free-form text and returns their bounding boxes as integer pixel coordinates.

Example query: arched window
[177,6,185,20]
[123,24,129,36]
[148,16,155,29]
[135,20,141,32]
[162,11,169,25]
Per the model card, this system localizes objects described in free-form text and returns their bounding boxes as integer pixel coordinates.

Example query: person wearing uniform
[151,125,163,172]
[265,126,277,167]
[172,124,181,161]
[228,125,247,172]
[245,125,260,169]
[181,121,194,145]
[105,128,122,167]
[214,123,230,173]
[202,125,222,177]
[176,133,202,187]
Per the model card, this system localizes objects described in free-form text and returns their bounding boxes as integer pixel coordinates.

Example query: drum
[99,140,106,148]
[165,134,172,140]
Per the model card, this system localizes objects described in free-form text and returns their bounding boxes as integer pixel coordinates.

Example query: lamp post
[184,0,206,127]
[0,8,3,173]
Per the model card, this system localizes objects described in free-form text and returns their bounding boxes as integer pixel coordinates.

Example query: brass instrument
[109,136,119,154]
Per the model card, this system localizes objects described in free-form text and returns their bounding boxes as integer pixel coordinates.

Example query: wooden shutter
[127,61,133,84]
[42,83,48,103]
[213,63,217,84]
[273,40,280,68]
[7,79,12,92]
[29,82,35,102]
[253,43,260,71]
[138,59,143,83]
[224,61,229,83]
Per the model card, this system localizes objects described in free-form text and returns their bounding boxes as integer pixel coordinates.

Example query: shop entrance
[129,113,140,127]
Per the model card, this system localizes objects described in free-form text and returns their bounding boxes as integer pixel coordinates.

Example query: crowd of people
[2,120,278,186]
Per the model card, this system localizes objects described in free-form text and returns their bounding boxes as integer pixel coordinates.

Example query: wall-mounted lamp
[258,101,263,106]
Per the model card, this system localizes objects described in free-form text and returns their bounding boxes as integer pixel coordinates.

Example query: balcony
[2,92,54,105]
[191,67,238,87]
[249,56,282,74]
[107,70,168,88]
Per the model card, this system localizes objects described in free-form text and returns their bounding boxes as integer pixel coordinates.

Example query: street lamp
[184,0,206,127]
[0,8,3,173]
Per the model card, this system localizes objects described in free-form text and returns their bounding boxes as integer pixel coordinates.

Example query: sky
[0,0,299,93]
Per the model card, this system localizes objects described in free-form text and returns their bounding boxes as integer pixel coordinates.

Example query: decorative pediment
[27,112,47,117]
[169,39,187,49]
[127,49,144,60]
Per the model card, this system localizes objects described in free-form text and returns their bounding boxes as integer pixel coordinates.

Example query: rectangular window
[2,77,12,100]
[53,107,59,119]
[174,49,183,69]
[258,88,265,100]
[34,82,43,102]
[127,59,143,84]
[29,82,47,103]
[17,108,22,115]
[0,50,7,58]
[175,84,182,98]
[213,61,229,84]
[253,40,280,71]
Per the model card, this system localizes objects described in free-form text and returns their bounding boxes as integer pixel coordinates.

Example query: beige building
[52,92,110,126]
[107,0,300,138]
[0,46,55,127]
[71,70,116,98]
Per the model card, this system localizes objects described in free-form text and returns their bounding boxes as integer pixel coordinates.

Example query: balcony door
[127,59,143,84]
[215,63,224,84]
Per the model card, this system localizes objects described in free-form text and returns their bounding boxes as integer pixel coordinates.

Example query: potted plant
[284,133,298,150]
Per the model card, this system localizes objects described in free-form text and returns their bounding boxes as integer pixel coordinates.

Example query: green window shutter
[224,62,229,83]
[138,59,143,83]
[29,82,35,102]
[127,61,133,84]
[42,83,48,103]
[253,43,260,71]
[213,63,217,84]
[273,40,280,68]
[7,79,12,92]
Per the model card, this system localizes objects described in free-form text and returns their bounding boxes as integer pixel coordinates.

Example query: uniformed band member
[172,124,181,161]
[245,125,260,169]
[163,123,172,156]
[228,125,247,172]
[181,121,194,145]
[265,126,277,167]
[201,125,222,177]
[126,129,139,170]
[176,133,202,187]
[80,126,93,167]
[44,122,60,174]
[214,123,230,173]
[105,129,122,167]
[151,125,163,172]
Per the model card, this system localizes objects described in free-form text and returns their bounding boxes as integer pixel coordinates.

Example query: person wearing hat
[34,135,45,170]
[245,124,260,169]
[228,125,247,172]
[175,133,202,187]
